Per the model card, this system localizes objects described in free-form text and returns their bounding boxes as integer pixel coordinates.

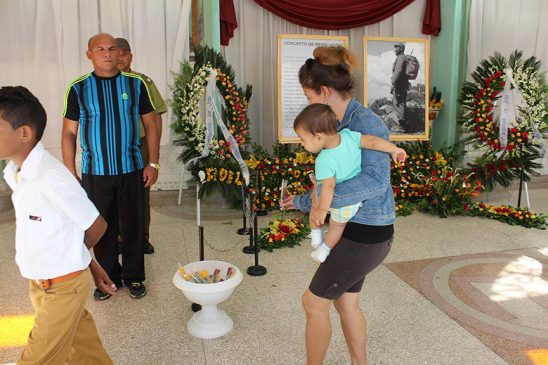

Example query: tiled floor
[0,181,547,365]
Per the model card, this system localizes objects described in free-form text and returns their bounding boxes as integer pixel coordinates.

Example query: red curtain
[422,0,441,36]
[253,0,417,30]
[220,0,238,46]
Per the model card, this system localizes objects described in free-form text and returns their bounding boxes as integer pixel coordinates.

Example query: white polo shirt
[3,142,97,279]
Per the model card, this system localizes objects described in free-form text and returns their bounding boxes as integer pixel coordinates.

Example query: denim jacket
[294,98,395,225]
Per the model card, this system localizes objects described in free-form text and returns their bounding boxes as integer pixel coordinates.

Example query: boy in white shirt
[0,86,116,365]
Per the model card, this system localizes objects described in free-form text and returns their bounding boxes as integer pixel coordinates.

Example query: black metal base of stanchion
[242,245,257,254]
[247,265,267,276]
[256,209,267,216]
[237,227,250,235]
[191,303,202,312]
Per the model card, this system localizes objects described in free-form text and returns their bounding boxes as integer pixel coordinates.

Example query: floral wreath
[258,216,310,252]
[460,50,547,189]
[171,46,252,164]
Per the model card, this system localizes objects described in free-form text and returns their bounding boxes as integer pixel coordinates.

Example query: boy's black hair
[0,86,47,142]
[294,103,338,135]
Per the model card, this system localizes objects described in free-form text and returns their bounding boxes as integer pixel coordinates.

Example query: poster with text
[278,34,348,143]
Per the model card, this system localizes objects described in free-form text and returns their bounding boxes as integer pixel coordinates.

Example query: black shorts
[309,236,393,300]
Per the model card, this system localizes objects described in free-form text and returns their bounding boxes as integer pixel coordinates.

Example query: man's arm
[89,259,116,295]
[154,112,163,141]
[141,111,159,187]
[61,118,80,180]
[84,215,107,250]
[84,215,116,295]
[148,79,166,138]
[141,75,166,144]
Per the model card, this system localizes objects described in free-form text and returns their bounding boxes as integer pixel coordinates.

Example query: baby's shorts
[329,202,362,223]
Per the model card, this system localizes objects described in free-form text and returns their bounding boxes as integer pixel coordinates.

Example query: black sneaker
[93,288,111,301]
[127,282,146,299]
[144,241,155,254]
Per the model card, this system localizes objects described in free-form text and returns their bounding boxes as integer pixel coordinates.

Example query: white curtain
[0,0,191,154]
[224,0,428,149]
[468,0,548,78]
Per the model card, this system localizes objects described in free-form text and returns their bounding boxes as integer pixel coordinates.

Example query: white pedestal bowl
[173,260,243,339]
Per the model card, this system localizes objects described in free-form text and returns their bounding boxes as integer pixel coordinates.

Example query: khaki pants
[18,269,113,365]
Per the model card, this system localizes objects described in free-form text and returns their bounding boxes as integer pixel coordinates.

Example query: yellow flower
[295,151,314,165]
[245,155,261,169]
[219,168,228,182]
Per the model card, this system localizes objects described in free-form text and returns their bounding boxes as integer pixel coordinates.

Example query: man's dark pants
[82,170,145,284]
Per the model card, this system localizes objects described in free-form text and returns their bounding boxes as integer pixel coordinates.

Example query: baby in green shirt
[294,104,406,263]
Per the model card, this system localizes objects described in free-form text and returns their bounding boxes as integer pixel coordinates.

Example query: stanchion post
[517,145,525,208]
[199,225,204,261]
[237,184,250,235]
[192,226,205,313]
[517,164,525,208]
[242,226,254,254]
[247,212,267,276]
[192,183,204,312]
[242,192,257,254]
[256,169,267,216]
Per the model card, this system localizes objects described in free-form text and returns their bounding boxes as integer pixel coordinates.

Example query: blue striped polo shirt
[63,72,154,175]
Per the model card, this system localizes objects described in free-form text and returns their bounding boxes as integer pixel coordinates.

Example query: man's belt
[35,270,85,289]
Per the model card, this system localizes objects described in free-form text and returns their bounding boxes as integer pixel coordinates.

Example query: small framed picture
[363,36,430,141]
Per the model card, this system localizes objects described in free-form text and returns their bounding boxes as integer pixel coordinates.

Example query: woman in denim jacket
[282,46,395,365]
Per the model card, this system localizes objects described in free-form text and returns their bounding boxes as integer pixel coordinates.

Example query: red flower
[278,224,292,234]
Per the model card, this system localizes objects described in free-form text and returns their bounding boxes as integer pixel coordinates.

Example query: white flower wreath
[173,63,210,153]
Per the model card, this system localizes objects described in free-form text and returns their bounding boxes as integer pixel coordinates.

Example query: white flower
[198,170,206,182]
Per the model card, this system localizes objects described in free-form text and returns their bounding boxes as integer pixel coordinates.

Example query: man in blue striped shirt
[62,33,160,300]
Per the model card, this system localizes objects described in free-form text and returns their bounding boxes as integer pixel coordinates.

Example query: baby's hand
[309,173,317,186]
[391,148,407,164]
[309,207,327,228]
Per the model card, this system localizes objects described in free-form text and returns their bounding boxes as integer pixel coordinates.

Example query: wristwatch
[148,162,160,170]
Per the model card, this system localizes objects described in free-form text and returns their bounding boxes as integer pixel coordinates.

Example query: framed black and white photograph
[363,36,430,141]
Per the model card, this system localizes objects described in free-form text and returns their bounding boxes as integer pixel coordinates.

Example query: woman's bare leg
[302,289,333,365]
[334,292,367,365]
